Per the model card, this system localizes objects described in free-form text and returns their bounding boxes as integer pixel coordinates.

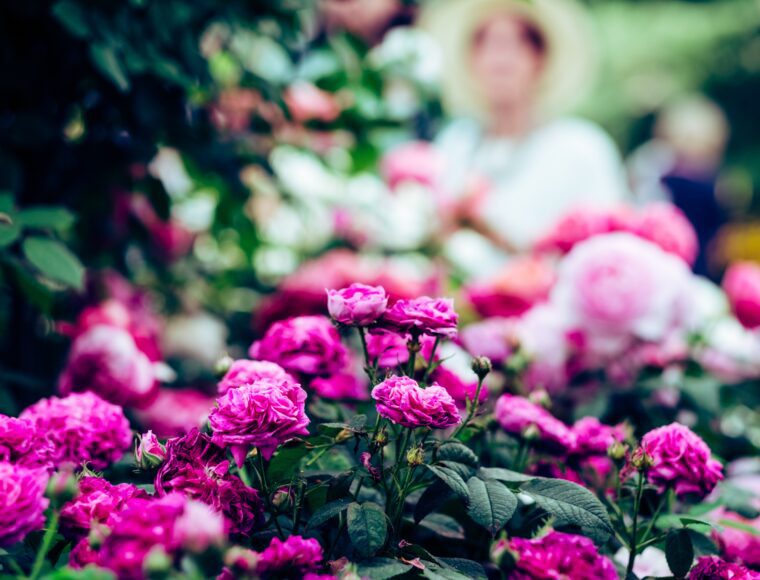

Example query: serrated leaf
[665,528,694,579]
[479,467,536,483]
[466,477,517,536]
[356,558,412,579]
[414,480,454,524]
[307,498,352,529]
[347,502,387,558]
[17,207,75,231]
[437,460,475,482]
[437,442,479,467]
[521,478,613,544]
[90,44,130,91]
[22,236,84,289]
[426,465,470,504]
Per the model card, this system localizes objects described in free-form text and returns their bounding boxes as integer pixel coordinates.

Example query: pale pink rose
[494,394,575,452]
[174,499,226,552]
[551,233,691,359]
[327,283,388,326]
[284,82,341,124]
[534,205,636,254]
[380,141,443,190]
[723,262,760,329]
[371,376,461,429]
[634,202,699,266]
[515,304,572,393]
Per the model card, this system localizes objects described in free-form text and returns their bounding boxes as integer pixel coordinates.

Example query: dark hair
[471,13,547,56]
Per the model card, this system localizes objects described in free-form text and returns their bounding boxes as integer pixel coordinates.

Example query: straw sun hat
[420,0,598,118]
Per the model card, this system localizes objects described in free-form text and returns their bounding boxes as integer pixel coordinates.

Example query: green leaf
[438,558,487,580]
[17,207,75,231]
[0,222,20,248]
[307,498,352,529]
[90,44,130,91]
[0,193,15,213]
[414,480,454,524]
[421,561,473,580]
[665,528,694,579]
[418,513,465,540]
[466,477,518,536]
[437,460,476,482]
[355,558,412,579]
[51,1,90,38]
[267,442,310,484]
[22,237,84,289]
[437,442,479,467]
[521,478,613,544]
[478,467,536,483]
[347,502,387,558]
[426,465,470,504]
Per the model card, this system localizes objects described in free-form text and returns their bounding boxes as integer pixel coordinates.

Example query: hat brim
[420,0,598,118]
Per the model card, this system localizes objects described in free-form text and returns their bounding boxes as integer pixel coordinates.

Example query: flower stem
[626,472,646,577]
[453,375,486,438]
[29,510,60,580]
[421,337,440,384]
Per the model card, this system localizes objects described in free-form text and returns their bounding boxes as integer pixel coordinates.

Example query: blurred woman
[422,0,629,275]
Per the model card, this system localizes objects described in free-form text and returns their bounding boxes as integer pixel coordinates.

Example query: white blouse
[435,116,630,276]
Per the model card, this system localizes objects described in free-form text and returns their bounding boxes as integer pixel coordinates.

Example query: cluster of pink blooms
[688,556,760,579]
[535,202,699,266]
[497,530,617,579]
[0,462,49,546]
[372,376,461,429]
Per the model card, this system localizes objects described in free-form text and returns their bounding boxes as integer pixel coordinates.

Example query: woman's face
[470,14,546,110]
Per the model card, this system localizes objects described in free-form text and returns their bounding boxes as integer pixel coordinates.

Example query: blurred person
[628,95,730,277]
[320,0,415,47]
[421,0,629,276]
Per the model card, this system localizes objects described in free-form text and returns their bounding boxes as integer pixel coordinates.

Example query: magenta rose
[249,315,349,377]
[634,202,699,266]
[508,531,618,580]
[712,509,760,568]
[640,422,723,499]
[21,392,132,470]
[494,394,575,452]
[688,556,760,579]
[535,205,633,255]
[723,262,760,330]
[60,476,149,540]
[256,535,324,577]
[0,415,54,469]
[174,499,226,553]
[134,388,215,438]
[371,376,461,429]
[58,324,158,408]
[310,372,369,400]
[155,429,264,536]
[571,417,627,456]
[380,141,443,190]
[327,283,388,326]
[0,462,49,547]
[209,377,310,465]
[366,331,410,368]
[218,359,295,396]
[381,296,458,338]
[551,233,691,358]
[135,430,167,468]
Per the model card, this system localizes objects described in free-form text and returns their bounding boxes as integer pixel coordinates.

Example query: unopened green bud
[45,466,78,507]
[522,423,540,441]
[214,354,234,377]
[144,546,172,577]
[608,441,629,461]
[471,356,493,380]
[374,429,388,447]
[631,447,655,471]
[406,446,425,467]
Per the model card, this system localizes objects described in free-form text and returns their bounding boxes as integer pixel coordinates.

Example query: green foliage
[466,476,518,536]
[347,502,388,558]
[665,528,695,579]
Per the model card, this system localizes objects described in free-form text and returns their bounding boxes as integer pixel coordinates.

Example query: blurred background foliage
[0,0,759,410]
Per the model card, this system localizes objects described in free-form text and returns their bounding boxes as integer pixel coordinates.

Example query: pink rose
[634,202,699,265]
[327,283,388,326]
[380,141,443,190]
[256,535,324,576]
[551,233,691,358]
[465,256,555,318]
[60,477,149,540]
[58,324,158,408]
[508,531,617,580]
[209,378,310,465]
[723,262,760,329]
[459,318,515,365]
[381,296,458,338]
[174,499,226,552]
[494,394,575,452]
[0,415,54,469]
[366,331,410,368]
[535,205,635,255]
[284,82,341,124]
[218,359,295,396]
[135,430,167,468]
[311,372,369,400]
[641,422,723,499]
[0,462,49,547]
[134,388,215,438]
[571,417,627,456]
[371,376,461,429]
[155,429,264,536]
[515,304,573,393]
[249,315,349,377]
[689,556,760,579]
[712,509,760,568]
[21,392,132,471]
